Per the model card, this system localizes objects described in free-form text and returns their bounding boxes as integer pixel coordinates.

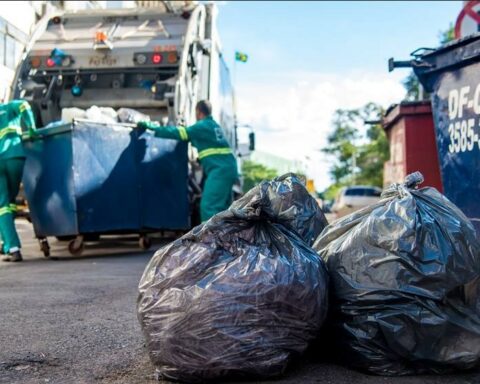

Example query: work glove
[25,129,40,140]
[137,121,160,130]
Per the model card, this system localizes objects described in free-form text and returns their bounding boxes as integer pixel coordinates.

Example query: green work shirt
[0,100,36,160]
[140,116,238,175]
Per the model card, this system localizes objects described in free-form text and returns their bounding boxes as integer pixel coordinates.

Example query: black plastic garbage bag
[138,174,329,382]
[314,172,480,375]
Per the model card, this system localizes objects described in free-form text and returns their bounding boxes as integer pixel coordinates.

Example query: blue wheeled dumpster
[22,119,189,255]
[412,35,480,236]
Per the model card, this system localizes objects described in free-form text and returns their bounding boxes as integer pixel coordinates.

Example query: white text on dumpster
[448,86,480,154]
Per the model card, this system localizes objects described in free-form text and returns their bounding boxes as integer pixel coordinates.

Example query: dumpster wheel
[139,235,151,250]
[68,236,84,256]
[39,238,50,258]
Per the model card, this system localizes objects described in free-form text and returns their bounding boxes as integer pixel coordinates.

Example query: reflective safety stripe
[0,205,18,216]
[19,102,31,113]
[0,206,11,216]
[177,126,188,141]
[0,126,21,139]
[198,147,232,160]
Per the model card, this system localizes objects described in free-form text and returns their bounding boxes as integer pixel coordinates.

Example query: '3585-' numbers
[448,119,480,153]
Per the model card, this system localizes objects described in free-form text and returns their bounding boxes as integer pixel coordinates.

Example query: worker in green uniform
[0,100,37,262]
[138,100,238,222]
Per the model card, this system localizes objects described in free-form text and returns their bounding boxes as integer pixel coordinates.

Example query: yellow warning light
[95,31,108,42]
[306,179,315,193]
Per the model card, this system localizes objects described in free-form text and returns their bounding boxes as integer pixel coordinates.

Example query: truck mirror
[248,131,255,151]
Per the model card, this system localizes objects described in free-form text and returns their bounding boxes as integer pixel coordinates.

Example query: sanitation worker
[0,100,36,262]
[138,100,238,222]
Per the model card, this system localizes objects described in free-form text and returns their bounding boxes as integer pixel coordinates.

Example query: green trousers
[0,158,24,253]
[200,166,237,222]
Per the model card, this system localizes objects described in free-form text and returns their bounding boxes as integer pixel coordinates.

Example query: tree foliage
[241,160,278,192]
[357,121,390,187]
[322,183,343,201]
[403,71,423,101]
[439,23,455,45]
[322,103,388,195]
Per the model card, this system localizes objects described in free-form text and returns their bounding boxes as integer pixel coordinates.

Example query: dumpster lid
[22,118,135,141]
[383,100,432,131]
[421,32,480,58]
[413,33,480,91]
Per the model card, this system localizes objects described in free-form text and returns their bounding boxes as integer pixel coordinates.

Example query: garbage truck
[12,2,247,255]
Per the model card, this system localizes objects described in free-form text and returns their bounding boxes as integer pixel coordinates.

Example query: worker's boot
[9,250,22,262]
[1,249,22,262]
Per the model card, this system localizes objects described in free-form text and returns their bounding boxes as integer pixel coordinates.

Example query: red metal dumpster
[382,101,443,191]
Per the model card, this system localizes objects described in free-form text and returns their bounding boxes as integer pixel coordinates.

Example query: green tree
[355,121,389,187]
[439,23,455,45]
[403,71,423,101]
[322,183,343,201]
[322,102,386,188]
[241,160,278,192]
[322,108,361,184]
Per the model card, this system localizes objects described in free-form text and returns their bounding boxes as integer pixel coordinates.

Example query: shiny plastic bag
[117,108,150,124]
[314,172,480,375]
[138,174,329,382]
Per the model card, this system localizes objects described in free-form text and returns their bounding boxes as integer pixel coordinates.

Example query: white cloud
[236,70,406,190]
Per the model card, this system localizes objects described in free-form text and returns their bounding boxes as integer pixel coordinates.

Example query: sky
[215,1,463,190]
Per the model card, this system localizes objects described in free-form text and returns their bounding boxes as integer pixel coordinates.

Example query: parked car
[332,186,382,218]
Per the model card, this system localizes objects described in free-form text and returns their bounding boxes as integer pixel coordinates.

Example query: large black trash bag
[314,172,480,375]
[138,174,329,382]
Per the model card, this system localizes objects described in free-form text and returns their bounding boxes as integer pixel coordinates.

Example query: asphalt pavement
[1,220,479,384]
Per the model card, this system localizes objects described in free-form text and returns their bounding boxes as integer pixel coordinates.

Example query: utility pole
[351,150,357,185]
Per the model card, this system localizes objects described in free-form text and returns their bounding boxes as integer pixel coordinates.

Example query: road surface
[1,220,479,384]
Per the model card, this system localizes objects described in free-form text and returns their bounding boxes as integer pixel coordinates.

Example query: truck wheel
[39,238,50,258]
[68,236,84,256]
[139,235,151,250]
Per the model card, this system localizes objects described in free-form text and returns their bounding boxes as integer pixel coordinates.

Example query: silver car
[332,186,382,218]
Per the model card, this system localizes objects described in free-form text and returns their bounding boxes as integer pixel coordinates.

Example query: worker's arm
[137,120,204,142]
[11,100,37,136]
